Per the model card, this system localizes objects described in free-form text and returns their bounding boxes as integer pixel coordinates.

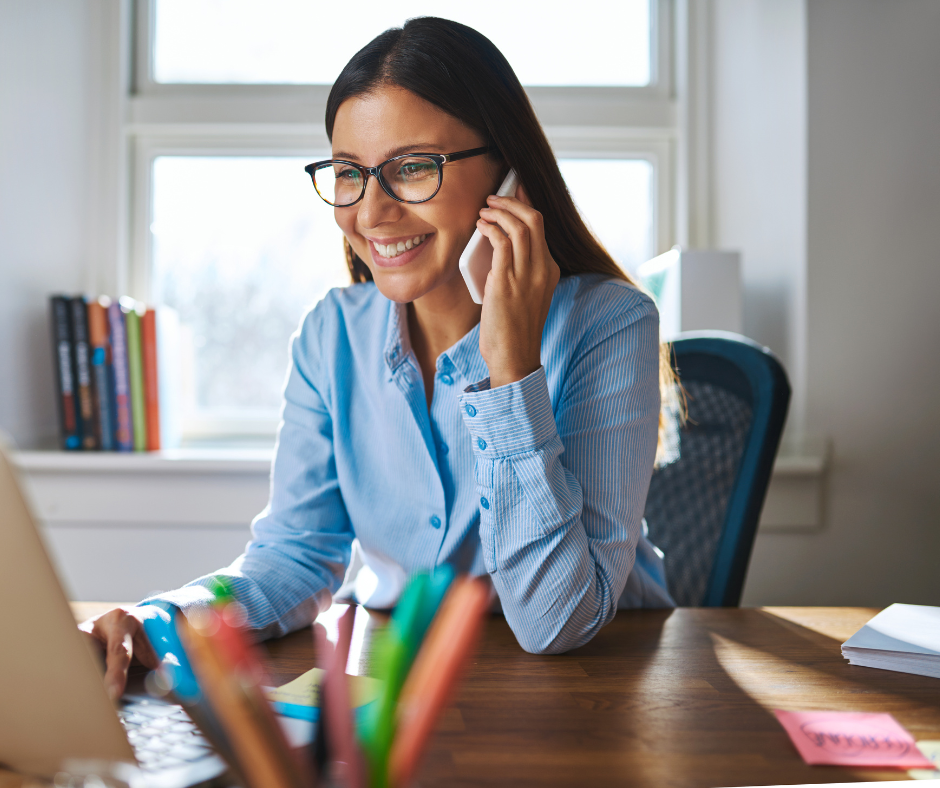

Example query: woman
[81,17,674,700]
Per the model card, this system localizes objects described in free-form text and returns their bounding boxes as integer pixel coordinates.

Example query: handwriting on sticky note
[267,667,381,714]
[774,710,936,769]
[909,740,940,780]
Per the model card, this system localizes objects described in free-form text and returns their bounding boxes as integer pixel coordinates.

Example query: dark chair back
[644,331,790,606]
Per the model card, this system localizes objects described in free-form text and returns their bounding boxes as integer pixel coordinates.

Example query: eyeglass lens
[312,157,441,206]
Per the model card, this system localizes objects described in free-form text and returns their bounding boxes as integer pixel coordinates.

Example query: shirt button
[439,442,449,455]
[480,497,490,510]
[439,373,453,385]
[477,437,487,451]
[464,403,477,417]
[430,515,442,529]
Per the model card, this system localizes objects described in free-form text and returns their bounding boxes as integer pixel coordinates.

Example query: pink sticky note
[774,710,935,769]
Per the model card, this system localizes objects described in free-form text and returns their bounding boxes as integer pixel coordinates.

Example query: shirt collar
[384,296,489,385]
[442,322,489,387]
[384,300,410,372]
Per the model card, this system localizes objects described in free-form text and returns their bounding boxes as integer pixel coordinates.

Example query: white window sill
[12,443,828,532]
[13,448,274,475]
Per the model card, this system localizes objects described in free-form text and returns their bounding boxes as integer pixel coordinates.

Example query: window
[130,0,676,440]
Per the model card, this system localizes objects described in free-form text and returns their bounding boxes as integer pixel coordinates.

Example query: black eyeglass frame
[304,146,494,207]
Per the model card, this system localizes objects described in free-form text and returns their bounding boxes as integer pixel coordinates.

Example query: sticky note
[909,740,940,780]
[774,710,936,769]
[265,667,382,721]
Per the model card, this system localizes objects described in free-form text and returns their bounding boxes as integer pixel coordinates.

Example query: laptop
[0,445,228,788]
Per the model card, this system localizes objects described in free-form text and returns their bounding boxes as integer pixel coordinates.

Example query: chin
[368,268,439,304]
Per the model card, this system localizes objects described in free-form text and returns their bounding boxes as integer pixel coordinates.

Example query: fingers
[474,218,513,282]
[104,632,134,701]
[478,206,531,277]
[485,193,549,260]
[80,606,162,701]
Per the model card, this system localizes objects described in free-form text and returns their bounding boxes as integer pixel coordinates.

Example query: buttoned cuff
[459,367,557,457]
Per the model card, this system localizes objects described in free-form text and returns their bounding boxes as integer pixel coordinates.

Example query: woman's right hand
[78,605,165,700]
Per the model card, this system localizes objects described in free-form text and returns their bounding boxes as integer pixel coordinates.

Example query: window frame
[127,0,679,441]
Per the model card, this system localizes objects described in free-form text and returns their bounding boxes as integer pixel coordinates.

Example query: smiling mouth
[371,234,429,259]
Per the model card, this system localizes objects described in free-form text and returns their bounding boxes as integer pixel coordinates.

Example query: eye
[394,159,437,181]
[336,166,362,182]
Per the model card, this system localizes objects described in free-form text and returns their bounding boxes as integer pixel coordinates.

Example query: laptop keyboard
[118,697,215,773]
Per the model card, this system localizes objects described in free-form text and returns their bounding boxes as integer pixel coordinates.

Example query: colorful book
[49,296,81,450]
[107,302,134,451]
[86,298,115,451]
[69,297,99,450]
[141,309,161,451]
[120,298,148,452]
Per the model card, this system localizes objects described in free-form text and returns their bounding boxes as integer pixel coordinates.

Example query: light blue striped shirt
[145,274,673,654]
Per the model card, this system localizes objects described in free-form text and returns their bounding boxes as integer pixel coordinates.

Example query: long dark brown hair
[325,17,679,462]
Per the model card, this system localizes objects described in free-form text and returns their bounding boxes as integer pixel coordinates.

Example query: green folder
[122,301,148,452]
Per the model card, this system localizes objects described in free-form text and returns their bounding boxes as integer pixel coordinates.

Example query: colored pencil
[388,576,491,788]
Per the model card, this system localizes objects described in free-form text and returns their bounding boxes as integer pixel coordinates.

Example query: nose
[356,172,402,230]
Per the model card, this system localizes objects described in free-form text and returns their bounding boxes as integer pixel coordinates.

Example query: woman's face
[331,86,502,304]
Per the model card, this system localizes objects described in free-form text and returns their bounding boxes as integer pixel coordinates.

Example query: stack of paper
[842,603,940,679]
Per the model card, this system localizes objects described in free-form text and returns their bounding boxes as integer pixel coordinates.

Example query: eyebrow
[331,142,446,162]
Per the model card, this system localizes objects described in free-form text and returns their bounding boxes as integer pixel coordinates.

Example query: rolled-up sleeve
[458,294,661,654]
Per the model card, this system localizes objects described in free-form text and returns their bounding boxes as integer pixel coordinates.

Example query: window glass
[150,156,654,421]
[559,158,654,273]
[154,0,650,87]
[151,157,348,418]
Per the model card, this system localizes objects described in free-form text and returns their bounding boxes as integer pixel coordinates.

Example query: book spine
[141,309,161,451]
[49,296,81,450]
[107,302,134,451]
[69,297,99,450]
[87,299,115,451]
[124,302,148,452]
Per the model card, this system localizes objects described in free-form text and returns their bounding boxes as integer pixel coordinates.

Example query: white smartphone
[459,169,519,304]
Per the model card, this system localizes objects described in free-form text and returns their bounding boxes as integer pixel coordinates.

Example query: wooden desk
[53,605,940,786]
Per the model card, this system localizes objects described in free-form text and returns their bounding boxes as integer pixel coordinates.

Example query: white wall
[0,0,98,449]
[740,0,940,604]
[709,0,807,434]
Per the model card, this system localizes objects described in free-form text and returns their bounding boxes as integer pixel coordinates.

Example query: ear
[515,182,533,207]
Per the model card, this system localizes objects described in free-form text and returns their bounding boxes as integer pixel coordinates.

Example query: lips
[366,233,433,268]
[371,234,428,259]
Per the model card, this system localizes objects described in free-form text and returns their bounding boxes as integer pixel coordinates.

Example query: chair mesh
[644,380,753,606]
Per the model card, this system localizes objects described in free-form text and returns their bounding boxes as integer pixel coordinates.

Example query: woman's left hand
[475,184,561,389]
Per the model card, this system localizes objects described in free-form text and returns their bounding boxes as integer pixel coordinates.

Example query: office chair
[642,331,791,607]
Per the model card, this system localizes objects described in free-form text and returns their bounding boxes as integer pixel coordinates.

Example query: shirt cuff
[140,584,217,616]
[458,366,557,457]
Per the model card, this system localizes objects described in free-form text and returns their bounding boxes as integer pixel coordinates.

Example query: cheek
[334,207,355,237]
[334,208,366,254]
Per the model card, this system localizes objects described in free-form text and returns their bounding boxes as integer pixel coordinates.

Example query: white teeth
[373,234,427,258]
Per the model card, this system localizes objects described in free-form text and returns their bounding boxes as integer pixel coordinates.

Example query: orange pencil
[388,576,491,788]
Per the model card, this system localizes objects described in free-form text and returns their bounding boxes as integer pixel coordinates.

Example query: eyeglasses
[304,146,493,207]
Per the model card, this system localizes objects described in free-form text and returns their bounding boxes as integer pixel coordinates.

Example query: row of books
[49,295,180,451]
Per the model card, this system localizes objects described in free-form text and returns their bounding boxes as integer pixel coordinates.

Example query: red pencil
[317,606,366,788]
